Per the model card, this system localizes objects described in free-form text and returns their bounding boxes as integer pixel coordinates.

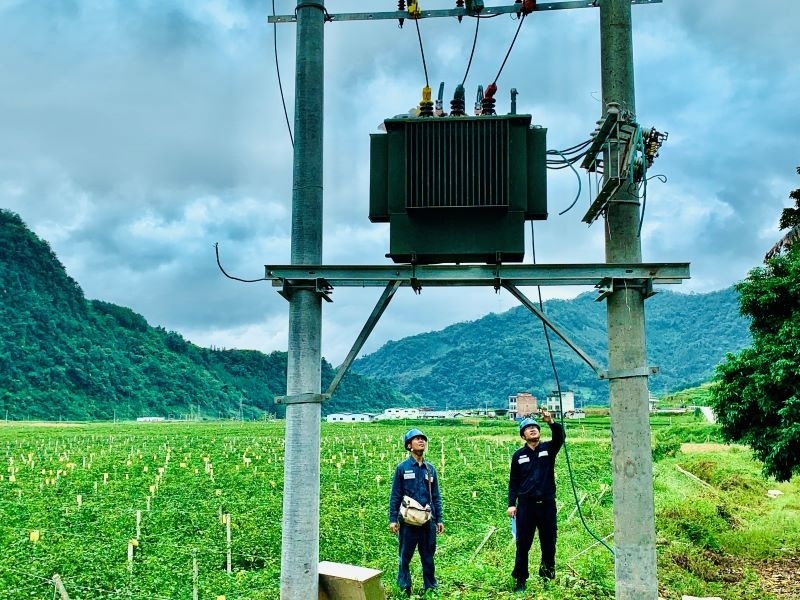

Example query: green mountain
[352,287,751,409]
[0,209,410,420]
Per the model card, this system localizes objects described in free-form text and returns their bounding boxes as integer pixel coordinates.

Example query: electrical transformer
[369,114,547,264]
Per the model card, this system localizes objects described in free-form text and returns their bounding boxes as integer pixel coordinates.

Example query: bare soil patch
[754,554,800,599]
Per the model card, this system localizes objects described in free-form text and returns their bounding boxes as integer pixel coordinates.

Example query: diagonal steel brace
[503,283,606,377]
[325,280,402,398]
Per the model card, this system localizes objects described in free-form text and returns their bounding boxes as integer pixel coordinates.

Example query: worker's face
[408,436,427,454]
[522,425,540,443]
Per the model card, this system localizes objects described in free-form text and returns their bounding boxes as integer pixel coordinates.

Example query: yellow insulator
[422,86,432,103]
[408,1,421,18]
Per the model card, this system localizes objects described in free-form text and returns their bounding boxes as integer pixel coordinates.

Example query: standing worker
[507,409,564,592]
[389,428,444,596]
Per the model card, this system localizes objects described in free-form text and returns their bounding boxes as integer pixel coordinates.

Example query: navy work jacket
[508,422,565,505]
[389,456,443,524]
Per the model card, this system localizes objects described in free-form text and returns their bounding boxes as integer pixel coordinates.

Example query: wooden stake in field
[192,549,199,600]
[225,514,232,574]
[52,574,70,600]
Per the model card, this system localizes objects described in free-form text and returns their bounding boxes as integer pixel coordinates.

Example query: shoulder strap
[425,463,432,499]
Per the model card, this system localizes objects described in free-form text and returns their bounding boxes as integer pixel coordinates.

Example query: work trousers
[397,520,437,591]
[512,497,557,581]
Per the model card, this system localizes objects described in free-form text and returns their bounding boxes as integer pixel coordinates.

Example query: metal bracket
[595,277,656,301]
[277,278,333,302]
[275,392,330,405]
[599,366,659,380]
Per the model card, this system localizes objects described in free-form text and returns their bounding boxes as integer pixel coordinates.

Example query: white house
[543,391,576,419]
[325,413,373,423]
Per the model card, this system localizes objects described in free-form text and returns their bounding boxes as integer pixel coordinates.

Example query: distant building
[544,391,576,419]
[376,407,420,420]
[136,417,165,423]
[419,410,466,419]
[325,413,373,423]
[508,392,538,420]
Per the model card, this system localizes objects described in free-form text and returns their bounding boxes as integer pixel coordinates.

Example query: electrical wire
[492,13,526,84]
[546,149,583,215]
[414,17,430,87]
[528,221,616,557]
[272,0,294,148]
[461,15,480,86]
[215,243,268,283]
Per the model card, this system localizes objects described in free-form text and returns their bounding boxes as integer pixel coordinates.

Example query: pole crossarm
[268,0,662,23]
[266,263,690,289]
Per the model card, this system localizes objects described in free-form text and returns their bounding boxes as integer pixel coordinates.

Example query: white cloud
[1,0,798,365]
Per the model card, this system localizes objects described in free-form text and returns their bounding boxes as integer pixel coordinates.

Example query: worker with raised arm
[507,409,565,592]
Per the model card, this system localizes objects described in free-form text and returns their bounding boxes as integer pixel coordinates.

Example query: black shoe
[514,579,526,593]
[402,587,412,597]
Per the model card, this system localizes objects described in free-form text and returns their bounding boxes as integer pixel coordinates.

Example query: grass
[0,416,796,599]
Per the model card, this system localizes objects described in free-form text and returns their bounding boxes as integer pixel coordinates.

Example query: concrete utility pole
[600,1,658,598]
[280,1,325,599]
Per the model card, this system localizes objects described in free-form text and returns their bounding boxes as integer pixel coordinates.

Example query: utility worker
[507,409,564,592]
[389,428,444,596]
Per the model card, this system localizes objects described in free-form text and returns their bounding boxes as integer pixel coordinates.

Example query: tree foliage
[711,168,800,481]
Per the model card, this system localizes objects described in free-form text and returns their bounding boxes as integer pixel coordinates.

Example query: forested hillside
[0,210,409,420]
[352,287,751,409]
[1,209,753,418]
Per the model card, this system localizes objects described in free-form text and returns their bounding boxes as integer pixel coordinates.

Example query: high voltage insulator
[481,82,497,115]
[450,84,466,116]
[418,85,434,117]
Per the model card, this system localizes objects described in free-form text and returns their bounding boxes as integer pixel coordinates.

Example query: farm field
[0,417,797,599]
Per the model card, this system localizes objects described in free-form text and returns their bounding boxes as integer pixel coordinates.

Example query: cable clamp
[599,366,658,380]
[275,393,330,406]
[295,2,331,21]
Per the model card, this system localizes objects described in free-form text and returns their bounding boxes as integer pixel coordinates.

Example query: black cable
[461,16,480,86]
[528,221,616,557]
[492,13,526,84]
[273,0,294,148]
[554,139,593,155]
[215,243,268,283]
[414,17,430,87]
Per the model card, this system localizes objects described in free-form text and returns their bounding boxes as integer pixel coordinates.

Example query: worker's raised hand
[540,408,554,424]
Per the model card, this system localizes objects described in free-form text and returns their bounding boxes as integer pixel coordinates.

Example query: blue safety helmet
[404,428,428,450]
[519,418,540,437]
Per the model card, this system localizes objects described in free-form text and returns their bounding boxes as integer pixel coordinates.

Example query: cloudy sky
[1,0,797,365]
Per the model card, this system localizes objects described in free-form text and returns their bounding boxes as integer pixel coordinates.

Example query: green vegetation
[711,168,800,482]
[353,288,750,409]
[0,417,796,599]
[0,209,410,421]
[660,383,714,408]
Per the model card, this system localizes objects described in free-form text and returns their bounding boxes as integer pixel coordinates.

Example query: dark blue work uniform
[389,456,443,592]
[508,422,564,581]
